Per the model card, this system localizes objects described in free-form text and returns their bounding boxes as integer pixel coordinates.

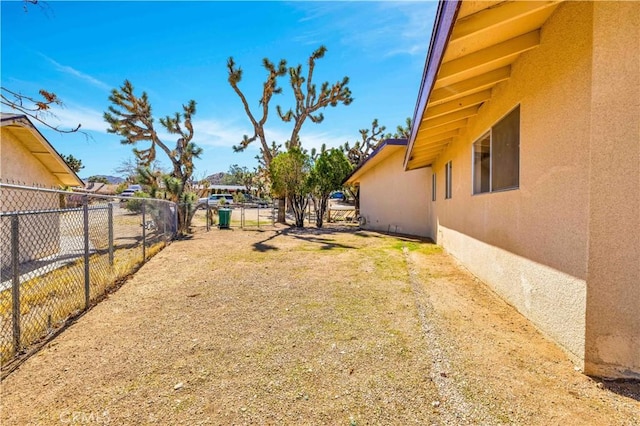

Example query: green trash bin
[218,208,231,229]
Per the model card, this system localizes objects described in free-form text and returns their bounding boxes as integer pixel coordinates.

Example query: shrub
[125,191,150,213]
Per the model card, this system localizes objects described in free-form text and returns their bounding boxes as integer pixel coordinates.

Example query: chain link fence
[188,200,357,232]
[0,183,177,367]
[189,201,277,231]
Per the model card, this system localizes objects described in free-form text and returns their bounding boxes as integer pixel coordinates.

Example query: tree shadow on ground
[252,225,359,252]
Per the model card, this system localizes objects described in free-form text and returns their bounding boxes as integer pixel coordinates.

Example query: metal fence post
[83,195,90,309]
[142,201,146,262]
[11,214,21,353]
[206,205,210,232]
[108,202,114,266]
[174,205,179,237]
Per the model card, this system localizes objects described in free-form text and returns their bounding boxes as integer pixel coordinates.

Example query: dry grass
[0,241,166,364]
[1,226,638,425]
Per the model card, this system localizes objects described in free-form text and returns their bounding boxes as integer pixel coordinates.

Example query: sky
[1,0,437,179]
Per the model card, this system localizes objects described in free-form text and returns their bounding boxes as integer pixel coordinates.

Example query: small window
[472,105,520,194]
[431,173,436,201]
[445,161,452,199]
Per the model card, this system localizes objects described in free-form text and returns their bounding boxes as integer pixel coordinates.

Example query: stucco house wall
[1,128,67,189]
[1,116,82,272]
[429,1,590,363]
[426,1,639,378]
[584,1,640,379]
[358,149,432,238]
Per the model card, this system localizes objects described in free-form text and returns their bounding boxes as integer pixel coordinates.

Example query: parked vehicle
[208,194,234,206]
[120,185,143,201]
[329,191,346,200]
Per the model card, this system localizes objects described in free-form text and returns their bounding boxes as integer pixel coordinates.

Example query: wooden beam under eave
[418,118,468,138]
[411,146,450,160]
[429,66,511,106]
[409,157,439,169]
[424,89,491,120]
[417,129,460,146]
[411,139,452,154]
[421,106,479,130]
[450,1,558,43]
[420,129,459,145]
[407,162,434,171]
[437,30,540,85]
[409,148,447,164]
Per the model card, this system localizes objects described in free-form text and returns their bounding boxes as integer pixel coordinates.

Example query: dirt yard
[1,225,638,425]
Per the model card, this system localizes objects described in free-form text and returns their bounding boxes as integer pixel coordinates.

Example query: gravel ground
[1,225,638,425]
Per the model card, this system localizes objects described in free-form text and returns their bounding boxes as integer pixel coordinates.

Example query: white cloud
[292,1,437,58]
[40,54,110,90]
[46,103,108,133]
[191,118,253,148]
[378,2,436,58]
[296,129,352,152]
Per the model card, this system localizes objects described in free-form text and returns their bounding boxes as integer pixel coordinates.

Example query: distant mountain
[204,172,225,184]
[83,175,125,184]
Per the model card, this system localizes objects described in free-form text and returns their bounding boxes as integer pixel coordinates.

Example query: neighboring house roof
[81,182,120,195]
[0,113,83,187]
[404,0,560,170]
[344,139,408,185]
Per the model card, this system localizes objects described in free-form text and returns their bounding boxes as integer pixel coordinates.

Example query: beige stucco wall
[1,128,62,271]
[429,2,595,363]
[1,128,63,188]
[360,149,431,238]
[584,1,640,379]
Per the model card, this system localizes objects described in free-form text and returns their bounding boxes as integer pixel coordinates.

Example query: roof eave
[1,114,84,187]
[343,139,408,185]
[404,0,462,171]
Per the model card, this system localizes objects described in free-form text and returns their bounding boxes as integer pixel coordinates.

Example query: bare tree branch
[1,87,88,135]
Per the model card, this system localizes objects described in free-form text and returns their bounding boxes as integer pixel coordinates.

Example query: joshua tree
[227,57,287,168]
[393,117,412,139]
[341,118,411,216]
[342,119,386,168]
[104,80,202,234]
[276,46,353,151]
[227,46,353,223]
